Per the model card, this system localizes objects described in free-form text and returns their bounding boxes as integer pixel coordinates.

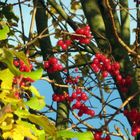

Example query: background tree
[0,0,140,140]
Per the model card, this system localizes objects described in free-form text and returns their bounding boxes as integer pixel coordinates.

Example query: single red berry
[57,40,64,46]
[116,74,122,81]
[71,92,77,99]
[65,39,72,46]
[102,71,108,78]
[61,43,68,50]
[78,110,83,117]
[49,57,58,64]
[131,130,137,136]
[13,60,19,66]
[75,101,81,109]
[44,61,50,69]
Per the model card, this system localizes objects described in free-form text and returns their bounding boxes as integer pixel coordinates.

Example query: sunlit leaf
[0,113,13,124]
[0,69,14,89]
[25,96,45,110]
[28,114,56,137]
[22,68,43,80]
[16,120,45,140]
[0,25,9,40]
[57,130,94,140]
[29,85,41,98]
[2,124,37,140]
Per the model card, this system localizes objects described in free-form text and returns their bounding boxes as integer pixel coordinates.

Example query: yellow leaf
[3,124,37,140]
[28,114,56,137]
[0,69,14,89]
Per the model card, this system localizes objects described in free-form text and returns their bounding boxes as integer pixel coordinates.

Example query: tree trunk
[33,0,69,130]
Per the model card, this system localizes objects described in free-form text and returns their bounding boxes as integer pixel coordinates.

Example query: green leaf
[29,86,41,98]
[16,120,45,140]
[22,68,43,80]
[14,109,29,119]
[0,69,14,89]
[28,114,56,137]
[25,96,45,110]
[0,25,9,40]
[57,130,94,140]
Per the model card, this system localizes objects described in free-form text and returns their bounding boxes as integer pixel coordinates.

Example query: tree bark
[33,0,69,130]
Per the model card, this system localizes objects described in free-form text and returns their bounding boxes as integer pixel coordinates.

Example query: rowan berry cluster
[124,108,140,137]
[13,59,32,72]
[91,53,132,92]
[13,59,34,87]
[13,59,34,98]
[52,92,69,102]
[65,75,80,85]
[44,57,63,73]
[71,88,95,117]
[52,88,95,117]
[13,76,34,87]
[72,25,92,44]
[94,131,110,140]
[57,39,72,50]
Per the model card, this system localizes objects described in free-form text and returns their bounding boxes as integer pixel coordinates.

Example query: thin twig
[18,0,26,44]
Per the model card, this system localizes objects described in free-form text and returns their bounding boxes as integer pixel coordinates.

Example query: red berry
[57,40,64,46]
[61,44,68,50]
[13,60,19,66]
[116,74,122,81]
[113,62,120,70]
[75,101,81,109]
[71,92,77,99]
[76,28,84,34]
[81,92,88,101]
[102,71,108,78]
[44,61,50,69]
[87,109,95,117]
[49,57,58,64]
[78,110,83,117]
[131,130,137,136]
[65,39,72,46]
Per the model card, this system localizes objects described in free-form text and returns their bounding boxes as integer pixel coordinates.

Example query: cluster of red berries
[91,53,132,93]
[52,88,95,117]
[13,59,32,72]
[65,76,80,85]
[71,88,94,117]
[57,39,72,50]
[94,131,110,140]
[44,57,63,73]
[124,108,140,137]
[13,59,34,87]
[52,92,69,102]
[72,25,92,44]
[13,76,34,87]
